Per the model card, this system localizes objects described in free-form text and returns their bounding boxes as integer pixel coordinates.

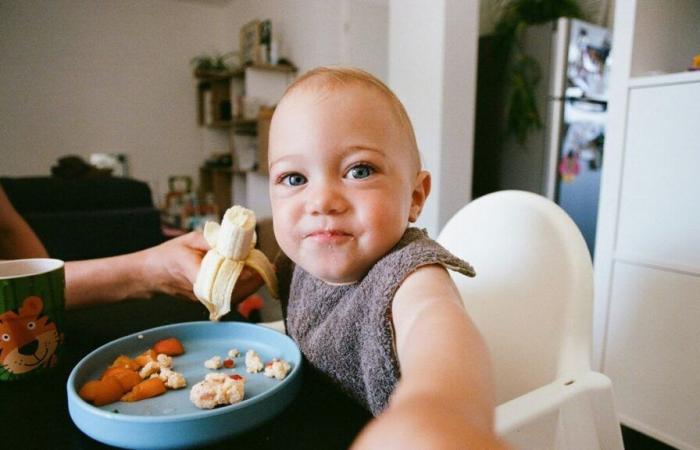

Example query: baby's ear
[409,171,431,222]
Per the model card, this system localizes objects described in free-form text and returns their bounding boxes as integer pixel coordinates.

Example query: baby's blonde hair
[279,66,421,171]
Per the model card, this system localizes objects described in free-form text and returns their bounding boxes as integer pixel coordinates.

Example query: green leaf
[493,0,586,143]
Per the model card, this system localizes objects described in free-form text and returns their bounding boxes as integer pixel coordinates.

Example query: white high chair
[437,190,624,450]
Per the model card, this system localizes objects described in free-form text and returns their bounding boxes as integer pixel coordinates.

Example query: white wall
[224,0,388,79]
[0,0,388,205]
[0,0,231,201]
[389,0,479,236]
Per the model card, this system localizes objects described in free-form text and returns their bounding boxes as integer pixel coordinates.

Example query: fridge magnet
[559,150,580,183]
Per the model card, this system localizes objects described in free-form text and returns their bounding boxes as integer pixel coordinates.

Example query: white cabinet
[593,1,700,449]
[616,81,700,269]
[605,263,700,448]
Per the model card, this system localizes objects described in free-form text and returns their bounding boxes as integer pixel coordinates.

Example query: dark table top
[0,295,371,450]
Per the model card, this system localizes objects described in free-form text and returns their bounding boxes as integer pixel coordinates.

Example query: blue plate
[67,321,302,449]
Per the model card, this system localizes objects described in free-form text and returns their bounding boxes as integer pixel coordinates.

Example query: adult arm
[0,186,49,258]
[352,265,509,449]
[0,185,262,311]
[66,231,262,309]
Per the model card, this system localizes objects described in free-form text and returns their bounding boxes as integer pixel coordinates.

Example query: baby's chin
[303,263,369,286]
[309,269,362,286]
[283,244,380,285]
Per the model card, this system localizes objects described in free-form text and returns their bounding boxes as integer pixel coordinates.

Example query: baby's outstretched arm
[352,264,509,449]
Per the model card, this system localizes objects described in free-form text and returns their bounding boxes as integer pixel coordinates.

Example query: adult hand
[141,231,263,302]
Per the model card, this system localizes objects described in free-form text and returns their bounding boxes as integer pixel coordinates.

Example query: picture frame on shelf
[259,19,272,64]
[240,20,261,65]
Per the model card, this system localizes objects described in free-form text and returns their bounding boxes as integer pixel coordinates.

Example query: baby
[267,66,505,448]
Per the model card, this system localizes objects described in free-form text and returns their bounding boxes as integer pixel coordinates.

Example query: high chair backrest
[437,190,593,404]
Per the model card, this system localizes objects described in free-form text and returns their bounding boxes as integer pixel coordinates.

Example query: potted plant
[492,0,585,144]
[191,52,240,78]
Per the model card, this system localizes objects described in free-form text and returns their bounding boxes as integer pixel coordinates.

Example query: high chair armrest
[495,371,623,450]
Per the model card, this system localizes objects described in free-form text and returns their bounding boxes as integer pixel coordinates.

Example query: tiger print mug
[0,258,65,381]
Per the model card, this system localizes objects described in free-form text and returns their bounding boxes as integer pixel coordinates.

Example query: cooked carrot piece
[101,366,121,380]
[152,337,185,356]
[79,377,124,406]
[110,355,140,370]
[121,378,166,402]
[102,367,141,392]
[134,349,157,367]
[78,379,102,402]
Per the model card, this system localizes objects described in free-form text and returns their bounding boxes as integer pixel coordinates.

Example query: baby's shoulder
[374,228,475,279]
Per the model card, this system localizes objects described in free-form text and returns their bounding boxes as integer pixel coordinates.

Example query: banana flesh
[194,206,278,321]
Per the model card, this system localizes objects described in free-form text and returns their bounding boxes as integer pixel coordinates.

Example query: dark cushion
[0,176,154,213]
[25,208,164,261]
[1,176,165,261]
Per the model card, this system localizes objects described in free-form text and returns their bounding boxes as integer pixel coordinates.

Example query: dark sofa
[1,176,165,261]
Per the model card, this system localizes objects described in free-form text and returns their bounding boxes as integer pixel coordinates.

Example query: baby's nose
[305,181,348,215]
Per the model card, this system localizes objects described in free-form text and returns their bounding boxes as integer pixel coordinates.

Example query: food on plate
[78,337,187,406]
[121,377,167,402]
[79,377,124,406]
[245,350,264,373]
[193,205,279,320]
[223,358,235,368]
[264,358,291,380]
[156,353,173,368]
[204,355,223,370]
[152,337,185,356]
[139,360,161,379]
[110,355,140,370]
[134,349,157,367]
[189,372,246,409]
[156,367,187,389]
[101,366,141,392]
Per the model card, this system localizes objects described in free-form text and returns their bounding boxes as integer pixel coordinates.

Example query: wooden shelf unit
[194,63,296,218]
[195,64,295,130]
[230,63,298,78]
[198,166,232,218]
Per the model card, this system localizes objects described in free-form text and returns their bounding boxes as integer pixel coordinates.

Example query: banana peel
[194,206,278,320]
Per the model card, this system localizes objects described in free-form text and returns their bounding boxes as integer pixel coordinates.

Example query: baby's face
[268,84,425,284]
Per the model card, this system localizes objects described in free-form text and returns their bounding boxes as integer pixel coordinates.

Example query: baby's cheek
[361,205,407,249]
[363,200,405,229]
[271,214,295,254]
[273,225,295,256]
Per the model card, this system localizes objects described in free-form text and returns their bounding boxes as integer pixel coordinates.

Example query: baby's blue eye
[347,164,374,180]
[283,173,307,186]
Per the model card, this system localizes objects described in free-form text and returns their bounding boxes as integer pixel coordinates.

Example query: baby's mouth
[305,230,353,243]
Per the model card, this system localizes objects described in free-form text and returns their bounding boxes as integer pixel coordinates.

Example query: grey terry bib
[277,227,475,415]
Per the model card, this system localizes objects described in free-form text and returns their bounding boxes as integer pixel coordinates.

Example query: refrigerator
[473,18,612,257]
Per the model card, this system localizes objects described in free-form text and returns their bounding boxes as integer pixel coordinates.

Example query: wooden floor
[622,426,679,450]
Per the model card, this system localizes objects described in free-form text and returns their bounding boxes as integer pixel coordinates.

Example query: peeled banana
[194,206,278,321]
